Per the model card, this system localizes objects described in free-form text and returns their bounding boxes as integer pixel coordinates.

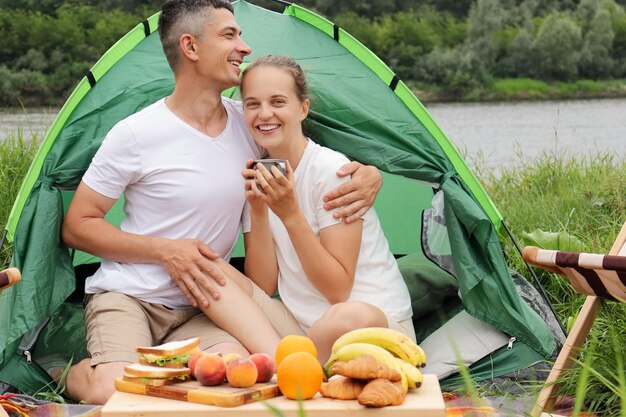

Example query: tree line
[0,0,625,106]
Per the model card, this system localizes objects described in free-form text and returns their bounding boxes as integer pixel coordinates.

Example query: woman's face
[242,66,309,152]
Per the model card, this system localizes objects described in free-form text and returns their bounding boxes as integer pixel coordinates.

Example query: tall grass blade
[572,337,596,416]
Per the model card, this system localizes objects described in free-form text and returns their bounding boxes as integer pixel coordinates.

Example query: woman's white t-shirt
[243,140,412,332]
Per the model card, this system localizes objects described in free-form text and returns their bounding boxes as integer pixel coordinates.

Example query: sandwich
[122,363,191,386]
[136,337,200,368]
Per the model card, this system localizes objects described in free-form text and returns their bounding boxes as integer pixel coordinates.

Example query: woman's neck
[268,134,308,171]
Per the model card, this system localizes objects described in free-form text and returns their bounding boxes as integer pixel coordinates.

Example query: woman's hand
[323,161,382,223]
[254,161,300,221]
[242,160,268,215]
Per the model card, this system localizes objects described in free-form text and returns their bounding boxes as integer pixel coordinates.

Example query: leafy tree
[378,10,440,54]
[0,65,19,105]
[529,0,578,15]
[0,0,162,13]
[299,0,396,20]
[505,27,534,77]
[415,46,491,93]
[439,14,467,47]
[611,6,626,75]
[424,0,473,18]
[465,0,508,76]
[1,0,623,103]
[531,12,582,79]
[86,9,141,53]
[576,0,602,31]
[14,49,48,72]
[467,0,506,43]
[579,8,615,77]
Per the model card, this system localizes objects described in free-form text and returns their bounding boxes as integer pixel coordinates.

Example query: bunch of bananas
[323,327,427,391]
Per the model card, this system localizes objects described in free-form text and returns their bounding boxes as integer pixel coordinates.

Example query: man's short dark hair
[159,0,234,71]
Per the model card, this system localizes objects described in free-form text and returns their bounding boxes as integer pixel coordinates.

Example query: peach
[195,353,227,386]
[226,357,258,388]
[222,352,242,366]
[188,351,209,379]
[249,353,275,383]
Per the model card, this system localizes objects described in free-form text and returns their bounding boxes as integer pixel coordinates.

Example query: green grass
[491,78,626,101]
[0,129,40,268]
[411,78,626,102]
[475,149,626,416]
[493,78,553,98]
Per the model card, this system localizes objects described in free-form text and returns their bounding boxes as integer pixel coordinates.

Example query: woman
[240,55,414,362]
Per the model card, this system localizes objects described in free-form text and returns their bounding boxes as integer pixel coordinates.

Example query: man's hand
[323,161,382,223]
[159,239,226,308]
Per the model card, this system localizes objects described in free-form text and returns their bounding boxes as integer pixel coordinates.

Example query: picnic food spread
[114,328,427,409]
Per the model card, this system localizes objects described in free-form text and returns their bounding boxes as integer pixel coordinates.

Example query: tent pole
[502,220,567,338]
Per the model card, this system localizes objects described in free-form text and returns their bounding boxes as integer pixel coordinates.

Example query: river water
[426,98,626,171]
[1,98,625,171]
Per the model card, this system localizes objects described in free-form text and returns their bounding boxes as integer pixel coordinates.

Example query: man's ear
[179,33,199,61]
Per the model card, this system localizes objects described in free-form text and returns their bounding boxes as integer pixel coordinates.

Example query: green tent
[0,0,556,395]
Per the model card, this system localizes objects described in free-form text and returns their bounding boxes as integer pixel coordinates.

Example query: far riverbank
[410,78,626,103]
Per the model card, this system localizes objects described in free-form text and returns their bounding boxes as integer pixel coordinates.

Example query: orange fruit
[275,335,317,366]
[277,351,323,400]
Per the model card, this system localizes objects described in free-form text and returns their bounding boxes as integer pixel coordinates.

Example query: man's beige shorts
[84,283,303,366]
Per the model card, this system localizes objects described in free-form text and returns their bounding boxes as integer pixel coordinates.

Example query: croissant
[357,378,405,407]
[319,376,367,400]
[330,354,402,382]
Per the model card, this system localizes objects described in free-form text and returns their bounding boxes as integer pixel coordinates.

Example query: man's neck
[166,83,228,138]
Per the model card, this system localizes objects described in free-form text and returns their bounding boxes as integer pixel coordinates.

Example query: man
[61,0,382,404]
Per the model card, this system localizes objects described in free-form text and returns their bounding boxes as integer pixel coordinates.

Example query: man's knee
[67,360,129,405]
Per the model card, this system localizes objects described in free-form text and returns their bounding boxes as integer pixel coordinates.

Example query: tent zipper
[507,336,517,350]
[18,318,50,364]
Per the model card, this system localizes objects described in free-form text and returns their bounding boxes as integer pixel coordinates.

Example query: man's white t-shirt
[243,140,412,332]
[82,97,263,308]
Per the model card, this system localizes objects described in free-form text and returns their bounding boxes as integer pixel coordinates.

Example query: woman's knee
[323,301,387,330]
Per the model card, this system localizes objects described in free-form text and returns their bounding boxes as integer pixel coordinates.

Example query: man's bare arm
[322,161,382,223]
[62,181,226,307]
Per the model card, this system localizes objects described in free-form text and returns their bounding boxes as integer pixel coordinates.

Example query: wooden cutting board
[114,377,280,407]
[104,374,445,417]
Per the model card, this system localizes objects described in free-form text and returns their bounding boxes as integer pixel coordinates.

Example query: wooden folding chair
[523,220,626,416]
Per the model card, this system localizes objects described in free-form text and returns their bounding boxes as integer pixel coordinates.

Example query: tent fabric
[1,0,556,394]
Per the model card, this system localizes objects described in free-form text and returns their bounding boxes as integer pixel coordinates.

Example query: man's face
[194,8,251,90]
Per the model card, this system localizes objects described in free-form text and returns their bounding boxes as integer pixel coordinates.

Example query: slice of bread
[124,363,191,379]
[135,337,200,356]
